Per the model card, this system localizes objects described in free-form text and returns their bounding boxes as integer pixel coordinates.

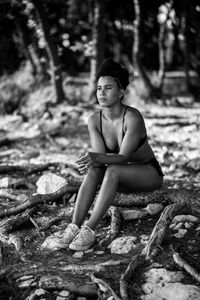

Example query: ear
[118,89,125,98]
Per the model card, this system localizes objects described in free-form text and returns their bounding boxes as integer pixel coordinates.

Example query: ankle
[85,223,95,234]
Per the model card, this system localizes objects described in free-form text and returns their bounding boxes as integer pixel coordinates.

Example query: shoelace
[73,226,92,242]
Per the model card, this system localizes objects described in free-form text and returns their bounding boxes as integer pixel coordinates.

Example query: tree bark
[182,0,192,94]
[89,0,105,102]
[31,0,65,103]
[157,4,172,93]
[132,0,156,98]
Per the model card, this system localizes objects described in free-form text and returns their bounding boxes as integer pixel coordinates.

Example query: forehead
[97,76,117,86]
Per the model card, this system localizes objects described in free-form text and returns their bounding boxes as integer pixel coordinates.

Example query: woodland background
[0,0,200,300]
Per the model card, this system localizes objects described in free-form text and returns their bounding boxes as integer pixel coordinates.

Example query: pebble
[56,290,70,300]
[94,250,105,255]
[174,229,187,239]
[73,251,84,258]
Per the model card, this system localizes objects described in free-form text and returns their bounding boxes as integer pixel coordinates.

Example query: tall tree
[132,0,171,99]
[88,0,106,101]
[30,0,65,103]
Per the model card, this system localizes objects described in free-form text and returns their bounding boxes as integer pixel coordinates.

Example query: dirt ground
[0,98,200,299]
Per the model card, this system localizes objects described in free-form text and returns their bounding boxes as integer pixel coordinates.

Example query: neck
[103,103,125,120]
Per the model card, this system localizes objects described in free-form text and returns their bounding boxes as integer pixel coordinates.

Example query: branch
[172,248,200,284]
[120,252,145,300]
[0,183,80,219]
[143,203,187,259]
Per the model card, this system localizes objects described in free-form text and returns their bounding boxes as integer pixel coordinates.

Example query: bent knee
[105,164,121,178]
[87,166,105,178]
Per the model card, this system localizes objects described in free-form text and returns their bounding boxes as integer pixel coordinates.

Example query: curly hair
[96,58,129,90]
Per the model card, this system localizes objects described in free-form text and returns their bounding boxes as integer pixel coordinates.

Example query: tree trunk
[157,3,172,94]
[31,0,65,103]
[132,0,156,99]
[183,1,191,94]
[89,0,105,102]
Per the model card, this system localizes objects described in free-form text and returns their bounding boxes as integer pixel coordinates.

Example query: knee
[105,164,120,179]
[87,166,105,178]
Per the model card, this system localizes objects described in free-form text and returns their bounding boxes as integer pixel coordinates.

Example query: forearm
[91,152,128,165]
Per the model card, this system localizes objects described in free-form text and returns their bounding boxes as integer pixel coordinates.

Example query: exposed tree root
[0,209,35,251]
[0,183,79,219]
[120,252,145,300]
[0,163,58,175]
[39,274,97,297]
[143,203,188,259]
[99,206,122,246]
[172,247,200,284]
[0,209,35,234]
[91,273,121,300]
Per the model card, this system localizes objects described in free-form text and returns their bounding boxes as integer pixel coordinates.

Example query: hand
[76,152,96,175]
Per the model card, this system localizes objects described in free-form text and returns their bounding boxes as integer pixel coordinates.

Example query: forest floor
[0,90,200,299]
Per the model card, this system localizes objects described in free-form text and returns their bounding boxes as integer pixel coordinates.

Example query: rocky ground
[0,96,200,300]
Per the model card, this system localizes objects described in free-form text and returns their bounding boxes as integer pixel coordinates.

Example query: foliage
[0,0,200,104]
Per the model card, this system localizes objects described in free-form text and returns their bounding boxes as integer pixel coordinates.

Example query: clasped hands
[76,152,96,175]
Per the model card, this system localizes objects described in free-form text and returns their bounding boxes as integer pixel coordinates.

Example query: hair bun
[96,58,129,90]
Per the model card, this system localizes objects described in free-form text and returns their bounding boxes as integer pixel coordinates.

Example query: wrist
[89,152,98,162]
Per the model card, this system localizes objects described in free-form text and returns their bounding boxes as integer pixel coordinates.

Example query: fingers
[76,152,90,165]
[78,164,88,175]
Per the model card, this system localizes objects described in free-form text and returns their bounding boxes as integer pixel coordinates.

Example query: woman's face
[96,76,123,107]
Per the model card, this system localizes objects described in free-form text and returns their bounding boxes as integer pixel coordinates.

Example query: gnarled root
[143,203,187,259]
[91,273,121,300]
[172,248,200,284]
[99,206,122,247]
[120,252,145,300]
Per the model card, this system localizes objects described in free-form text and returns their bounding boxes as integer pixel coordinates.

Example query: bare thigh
[112,163,163,193]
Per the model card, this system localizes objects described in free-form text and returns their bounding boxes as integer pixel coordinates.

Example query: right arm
[88,113,106,153]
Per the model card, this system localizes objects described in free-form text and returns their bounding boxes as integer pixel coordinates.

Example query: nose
[100,87,106,95]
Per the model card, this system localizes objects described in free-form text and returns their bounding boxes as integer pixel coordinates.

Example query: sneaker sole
[69,241,95,251]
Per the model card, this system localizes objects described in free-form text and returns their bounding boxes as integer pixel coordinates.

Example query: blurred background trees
[0,0,200,109]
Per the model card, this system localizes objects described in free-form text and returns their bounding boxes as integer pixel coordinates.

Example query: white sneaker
[69,225,95,251]
[51,223,79,249]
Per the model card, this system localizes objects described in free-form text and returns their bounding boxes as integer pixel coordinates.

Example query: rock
[174,229,187,238]
[119,208,148,220]
[36,173,67,194]
[56,290,70,300]
[35,288,46,296]
[145,203,164,215]
[140,234,149,245]
[108,236,137,254]
[172,215,199,224]
[184,221,194,229]
[142,268,184,295]
[142,283,200,300]
[41,230,66,251]
[73,251,84,258]
[94,250,105,255]
[173,222,184,231]
[187,157,200,172]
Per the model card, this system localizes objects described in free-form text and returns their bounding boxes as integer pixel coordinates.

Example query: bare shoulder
[88,111,100,129]
[125,106,144,124]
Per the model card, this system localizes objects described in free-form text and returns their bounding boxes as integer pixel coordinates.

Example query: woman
[54,59,163,251]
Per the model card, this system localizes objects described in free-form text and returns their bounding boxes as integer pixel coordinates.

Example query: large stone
[108,236,137,254]
[142,268,184,294]
[144,203,164,215]
[41,230,65,251]
[36,173,67,194]
[142,283,200,300]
